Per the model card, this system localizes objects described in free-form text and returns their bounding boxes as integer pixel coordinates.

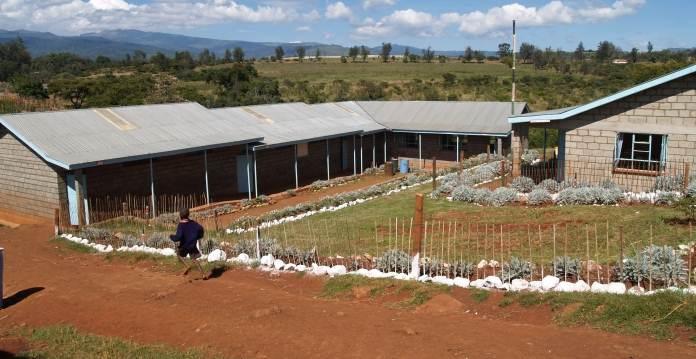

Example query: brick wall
[556,73,696,189]
[0,127,63,218]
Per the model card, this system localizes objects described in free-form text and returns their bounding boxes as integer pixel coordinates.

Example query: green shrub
[145,233,172,248]
[553,256,581,278]
[620,245,687,286]
[502,256,532,281]
[489,187,518,207]
[537,178,560,193]
[376,249,411,273]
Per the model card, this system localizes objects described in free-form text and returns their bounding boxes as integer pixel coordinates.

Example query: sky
[0,0,693,51]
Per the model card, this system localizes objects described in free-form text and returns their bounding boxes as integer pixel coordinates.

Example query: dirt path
[208,174,400,228]
[1,224,694,358]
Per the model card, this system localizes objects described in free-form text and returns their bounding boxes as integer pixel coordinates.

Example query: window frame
[396,133,418,149]
[440,135,458,151]
[296,142,309,157]
[613,132,667,175]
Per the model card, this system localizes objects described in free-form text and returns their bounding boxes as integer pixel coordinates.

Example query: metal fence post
[410,194,424,278]
[255,227,261,259]
[431,157,437,191]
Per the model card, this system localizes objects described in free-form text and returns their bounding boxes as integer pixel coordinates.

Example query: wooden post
[122,202,128,217]
[431,157,437,191]
[500,160,507,187]
[684,162,690,190]
[619,226,624,279]
[54,208,60,236]
[75,169,86,226]
[412,195,424,252]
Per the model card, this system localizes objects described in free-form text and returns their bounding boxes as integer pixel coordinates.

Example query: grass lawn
[252,60,541,83]
[235,181,693,265]
[14,325,217,359]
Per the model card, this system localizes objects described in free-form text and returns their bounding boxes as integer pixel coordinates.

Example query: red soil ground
[1,223,695,358]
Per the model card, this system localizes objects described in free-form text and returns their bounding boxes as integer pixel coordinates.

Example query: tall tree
[0,38,31,81]
[595,41,616,62]
[150,52,170,71]
[275,46,285,62]
[348,46,359,62]
[224,49,232,63]
[174,51,195,71]
[519,43,535,64]
[532,49,546,69]
[497,43,511,58]
[630,47,639,63]
[296,46,306,62]
[647,41,654,54]
[463,46,473,62]
[380,42,392,62]
[315,48,321,61]
[198,49,213,65]
[359,45,370,62]
[573,42,585,61]
[132,50,147,65]
[232,47,245,63]
[402,47,410,63]
[422,46,435,63]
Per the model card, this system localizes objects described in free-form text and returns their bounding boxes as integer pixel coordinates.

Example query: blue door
[236,155,253,193]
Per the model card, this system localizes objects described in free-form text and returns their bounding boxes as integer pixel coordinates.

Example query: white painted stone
[483,276,502,288]
[432,276,454,286]
[511,279,529,291]
[160,248,176,257]
[453,277,470,288]
[476,259,488,269]
[207,249,227,262]
[469,279,485,288]
[627,286,645,295]
[529,281,543,291]
[273,259,285,270]
[328,265,347,277]
[541,275,560,291]
[283,263,296,271]
[575,280,590,292]
[417,274,432,282]
[260,254,274,267]
[606,282,626,294]
[591,282,607,293]
[554,281,577,292]
[296,264,306,272]
[236,253,250,263]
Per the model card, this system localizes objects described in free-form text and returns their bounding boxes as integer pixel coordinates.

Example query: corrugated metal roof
[508,63,696,123]
[0,102,262,169]
[356,101,527,136]
[210,102,386,150]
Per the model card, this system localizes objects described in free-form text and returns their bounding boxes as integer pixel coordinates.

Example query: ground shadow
[206,266,227,280]
[2,287,44,309]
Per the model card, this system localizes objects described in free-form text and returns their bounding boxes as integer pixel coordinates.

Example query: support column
[372,133,376,168]
[511,125,529,178]
[149,158,156,218]
[246,145,252,200]
[497,138,503,156]
[204,150,210,204]
[294,144,299,188]
[410,193,424,279]
[326,139,330,180]
[383,132,387,163]
[418,134,422,169]
[360,135,364,174]
[456,135,460,163]
[353,135,357,175]
[253,150,258,197]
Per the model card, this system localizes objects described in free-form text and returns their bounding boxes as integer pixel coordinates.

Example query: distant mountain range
[0,29,490,59]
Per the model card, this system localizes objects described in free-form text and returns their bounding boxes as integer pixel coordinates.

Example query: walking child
[170,207,209,279]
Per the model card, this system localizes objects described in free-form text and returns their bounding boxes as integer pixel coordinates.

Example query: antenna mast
[511,20,516,115]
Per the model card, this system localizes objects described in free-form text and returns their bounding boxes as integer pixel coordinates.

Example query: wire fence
[521,158,694,193]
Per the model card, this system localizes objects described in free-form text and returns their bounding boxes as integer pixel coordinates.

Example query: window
[440,135,457,151]
[397,133,418,148]
[297,143,309,157]
[614,133,667,172]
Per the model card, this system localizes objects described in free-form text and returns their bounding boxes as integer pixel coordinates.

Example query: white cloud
[353,0,645,38]
[302,9,320,21]
[325,1,352,20]
[0,0,303,33]
[295,25,311,31]
[363,0,396,9]
[578,0,646,20]
[89,0,131,11]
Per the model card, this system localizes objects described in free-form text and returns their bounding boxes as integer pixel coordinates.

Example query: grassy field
[14,326,217,359]
[231,182,693,265]
[253,59,539,83]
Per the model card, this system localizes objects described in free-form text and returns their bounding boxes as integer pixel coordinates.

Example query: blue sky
[1,1,693,51]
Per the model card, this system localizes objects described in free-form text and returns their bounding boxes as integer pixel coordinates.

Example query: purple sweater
[169,220,204,249]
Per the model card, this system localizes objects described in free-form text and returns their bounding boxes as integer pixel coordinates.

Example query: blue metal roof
[508,63,696,124]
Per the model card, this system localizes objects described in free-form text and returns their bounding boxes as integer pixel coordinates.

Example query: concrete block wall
[0,127,63,219]
[556,73,696,189]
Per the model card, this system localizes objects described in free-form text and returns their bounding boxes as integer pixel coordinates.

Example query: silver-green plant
[521,149,540,165]
[527,188,552,206]
[199,238,218,254]
[620,245,687,287]
[376,249,411,273]
[511,176,535,193]
[145,232,172,248]
[653,175,684,192]
[489,187,518,207]
[232,238,256,256]
[502,256,532,282]
[552,256,581,278]
[451,260,475,278]
[78,227,112,242]
[537,178,560,193]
